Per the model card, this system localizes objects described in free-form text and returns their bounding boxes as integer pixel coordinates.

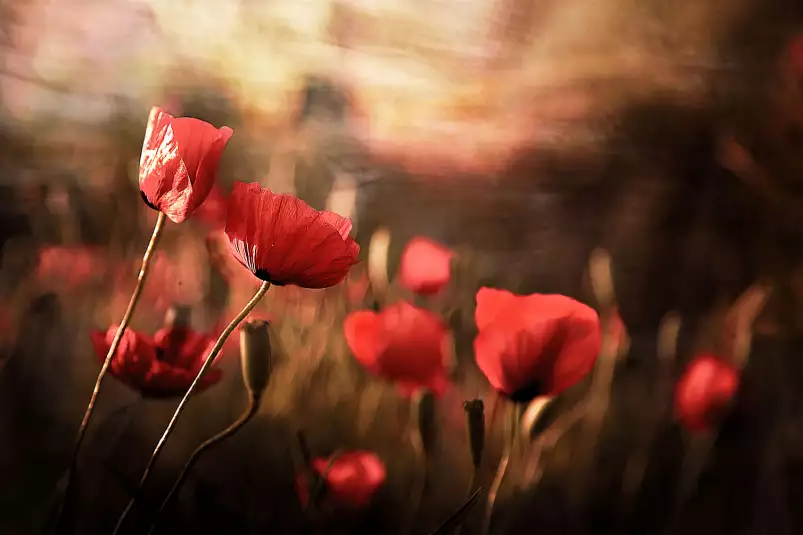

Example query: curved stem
[112,280,270,535]
[147,394,261,535]
[452,468,478,535]
[54,212,166,533]
[482,401,518,535]
[407,398,429,535]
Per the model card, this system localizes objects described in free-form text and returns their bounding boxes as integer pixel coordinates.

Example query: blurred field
[3,1,803,534]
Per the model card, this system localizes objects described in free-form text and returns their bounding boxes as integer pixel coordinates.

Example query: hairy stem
[111,280,270,535]
[54,212,166,534]
[147,393,262,534]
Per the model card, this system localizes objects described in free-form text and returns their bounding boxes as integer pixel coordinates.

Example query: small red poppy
[344,301,450,396]
[674,353,739,433]
[474,287,602,401]
[399,236,454,296]
[89,325,222,398]
[225,181,360,288]
[297,451,387,510]
[139,106,233,224]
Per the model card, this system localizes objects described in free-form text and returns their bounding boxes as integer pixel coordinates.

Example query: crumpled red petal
[139,106,233,224]
[225,181,360,288]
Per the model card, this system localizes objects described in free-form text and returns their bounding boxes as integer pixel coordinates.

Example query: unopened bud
[413,390,438,457]
[463,399,485,469]
[164,305,192,329]
[240,320,272,398]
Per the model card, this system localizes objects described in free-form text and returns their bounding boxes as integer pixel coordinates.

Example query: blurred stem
[307,450,344,513]
[407,395,429,535]
[147,393,262,535]
[662,434,716,535]
[482,400,518,535]
[453,466,479,535]
[111,280,271,535]
[54,211,166,534]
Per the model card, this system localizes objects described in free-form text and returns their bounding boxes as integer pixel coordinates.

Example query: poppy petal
[475,287,518,330]
[343,310,381,372]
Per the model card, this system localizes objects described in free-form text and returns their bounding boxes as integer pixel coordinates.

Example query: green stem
[147,393,262,535]
[54,211,166,534]
[111,280,270,535]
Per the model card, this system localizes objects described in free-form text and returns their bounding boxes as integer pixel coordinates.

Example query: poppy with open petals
[474,288,601,401]
[297,451,386,510]
[89,325,222,398]
[225,181,360,288]
[399,236,454,296]
[139,106,233,223]
[675,353,739,433]
[344,301,450,396]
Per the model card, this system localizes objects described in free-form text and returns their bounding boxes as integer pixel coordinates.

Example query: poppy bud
[675,353,739,433]
[413,389,438,457]
[463,399,485,469]
[164,305,192,329]
[239,320,272,399]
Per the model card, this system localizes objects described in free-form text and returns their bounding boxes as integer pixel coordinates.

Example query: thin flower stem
[54,211,166,534]
[482,401,518,535]
[147,393,262,535]
[407,397,429,535]
[112,280,270,535]
[453,468,478,535]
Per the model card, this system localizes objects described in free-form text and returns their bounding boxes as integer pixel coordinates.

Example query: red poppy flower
[225,181,360,288]
[474,288,601,401]
[297,451,386,510]
[139,106,233,224]
[674,353,739,433]
[399,236,454,296]
[344,301,450,396]
[89,325,222,398]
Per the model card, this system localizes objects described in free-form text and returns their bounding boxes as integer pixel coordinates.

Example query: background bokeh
[3,1,803,534]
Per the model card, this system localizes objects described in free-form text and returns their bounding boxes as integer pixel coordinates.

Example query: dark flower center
[254,269,286,286]
[140,190,158,211]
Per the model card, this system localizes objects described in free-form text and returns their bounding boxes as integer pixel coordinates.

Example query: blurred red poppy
[35,246,106,290]
[225,181,360,288]
[399,236,454,296]
[297,451,386,510]
[344,301,450,396]
[89,325,222,398]
[193,184,228,230]
[674,353,739,433]
[139,106,233,224]
[474,288,601,401]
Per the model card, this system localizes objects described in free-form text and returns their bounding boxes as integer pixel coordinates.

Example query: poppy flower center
[140,190,158,211]
[254,269,287,286]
